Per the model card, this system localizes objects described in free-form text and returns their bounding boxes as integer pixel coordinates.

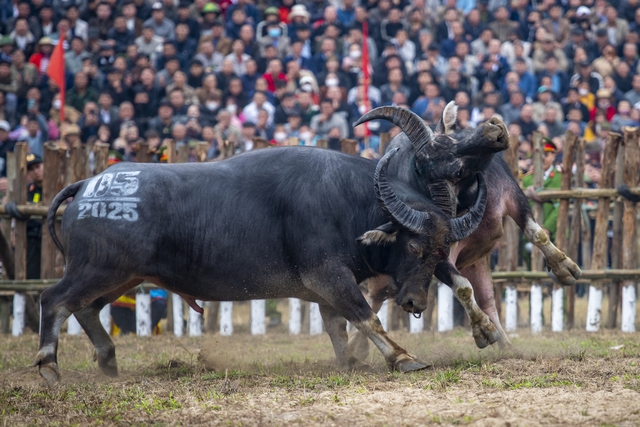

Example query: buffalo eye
[408,241,420,255]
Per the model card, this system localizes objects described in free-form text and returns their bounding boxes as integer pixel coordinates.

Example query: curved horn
[355,107,434,155]
[449,173,488,241]
[375,147,430,234]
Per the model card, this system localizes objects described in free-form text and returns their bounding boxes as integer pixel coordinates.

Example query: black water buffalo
[34,147,489,382]
[355,103,582,348]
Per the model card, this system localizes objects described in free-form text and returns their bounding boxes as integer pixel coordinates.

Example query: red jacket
[262,72,287,92]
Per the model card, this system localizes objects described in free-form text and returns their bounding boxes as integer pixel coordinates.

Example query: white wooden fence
[5,282,638,336]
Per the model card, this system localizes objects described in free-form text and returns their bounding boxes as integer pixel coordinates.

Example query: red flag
[361,20,371,136]
[46,30,66,122]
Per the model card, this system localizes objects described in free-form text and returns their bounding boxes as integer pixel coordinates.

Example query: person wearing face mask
[258,18,290,59]
[271,124,288,145]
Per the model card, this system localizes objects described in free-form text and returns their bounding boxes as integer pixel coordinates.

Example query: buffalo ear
[357,222,398,246]
[435,101,458,135]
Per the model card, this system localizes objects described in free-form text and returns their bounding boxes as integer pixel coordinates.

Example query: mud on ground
[1,330,640,426]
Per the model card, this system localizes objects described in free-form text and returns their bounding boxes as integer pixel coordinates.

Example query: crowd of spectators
[0,0,635,181]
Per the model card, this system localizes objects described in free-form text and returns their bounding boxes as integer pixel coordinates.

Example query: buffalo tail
[48,180,85,255]
[618,183,640,203]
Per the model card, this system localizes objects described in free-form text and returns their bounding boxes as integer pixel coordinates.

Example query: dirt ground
[2,328,640,427]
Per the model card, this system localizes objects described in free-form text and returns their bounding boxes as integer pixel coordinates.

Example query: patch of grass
[424,368,461,390]
[506,374,580,389]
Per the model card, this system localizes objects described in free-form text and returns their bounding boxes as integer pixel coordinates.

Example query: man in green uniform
[521,139,562,241]
[26,153,43,279]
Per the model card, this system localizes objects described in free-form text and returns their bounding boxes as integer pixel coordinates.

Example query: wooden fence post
[530,132,544,333]
[437,282,454,332]
[177,143,189,163]
[379,133,391,156]
[621,127,639,332]
[188,301,203,336]
[11,144,27,335]
[166,139,177,164]
[41,145,65,282]
[196,142,209,162]
[553,131,577,332]
[587,132,621,331]
[566,138,585,328]
[0,152,15,334]
[340,138,358,155]
[309,302,323,335]
[93,143,110,175]
[608,143,626,328]
[135,293,152,336]
[499,132,520,330]
[135,142,154,163]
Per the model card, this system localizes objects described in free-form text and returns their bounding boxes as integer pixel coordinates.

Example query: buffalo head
[357,148,488,315]
[355,102,508,216]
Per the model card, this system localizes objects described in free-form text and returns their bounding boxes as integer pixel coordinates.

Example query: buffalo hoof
[94,349,119,378]
[38,362,60,383]
[548,255,582,286]
[472,318,501,349]
[392,354,431,373]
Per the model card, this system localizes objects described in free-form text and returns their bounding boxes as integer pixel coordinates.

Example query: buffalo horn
[355,107,434,156]
[375,148,430,234]
[449,173,488,241]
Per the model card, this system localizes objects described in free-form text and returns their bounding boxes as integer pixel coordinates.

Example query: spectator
[532,86,563,123]
[513,103,537,140]
[144,2,175,41]
[541,4,570,45]
[243,91,275,126]
[67,71,99,112]
[310,98,349,139]
[532,33,568,74]
[0,121,14,176]
[489,6,519,42]
[570,60,604,94]
[108,16,135,54]
[597,5,629,46]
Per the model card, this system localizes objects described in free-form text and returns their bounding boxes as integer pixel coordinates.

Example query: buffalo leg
[347,276,391,361]
[301,269,428,372]
[34,273,136,382]
[319,303,370,370]
[458,258,510,348]
[436,261,501,348]
[73,298,118,377]
[522,216,582,285]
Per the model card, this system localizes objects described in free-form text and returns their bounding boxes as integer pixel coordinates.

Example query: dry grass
[2,327,640,426]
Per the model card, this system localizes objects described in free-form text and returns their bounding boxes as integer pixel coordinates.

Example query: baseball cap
[26,153,43,167]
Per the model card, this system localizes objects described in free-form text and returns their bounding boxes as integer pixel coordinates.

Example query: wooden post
[188,301,203,336]
[530,132,544,333]
[252,137,270,151]
[553,131,577,332]
[11,144,27,335]
[196,142,209,162]
[250,299,266,335]
[621,127,639,332]
[1,152,15,333]
[379,132,391,156]
[70,145,87,182]
[41,145,65,281]
[309,302,323,335]
[135,293,152,336]
[566,138,585,329]
[171,293,183,337]
[437,282,454,332]
[498,132,520,329]
[219,301,233,336]
[177,144,189,163]
[135,142,154,163]
[166,140,177,164]
[93,142,110,175]
[289,298,302,334]
[587,132,621,331]
[287,137,299,146]
[378,299,389,330]
[607,143,626,329]
[423,281,437,330]
[316,139,328,149]
[340,138,358,155]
